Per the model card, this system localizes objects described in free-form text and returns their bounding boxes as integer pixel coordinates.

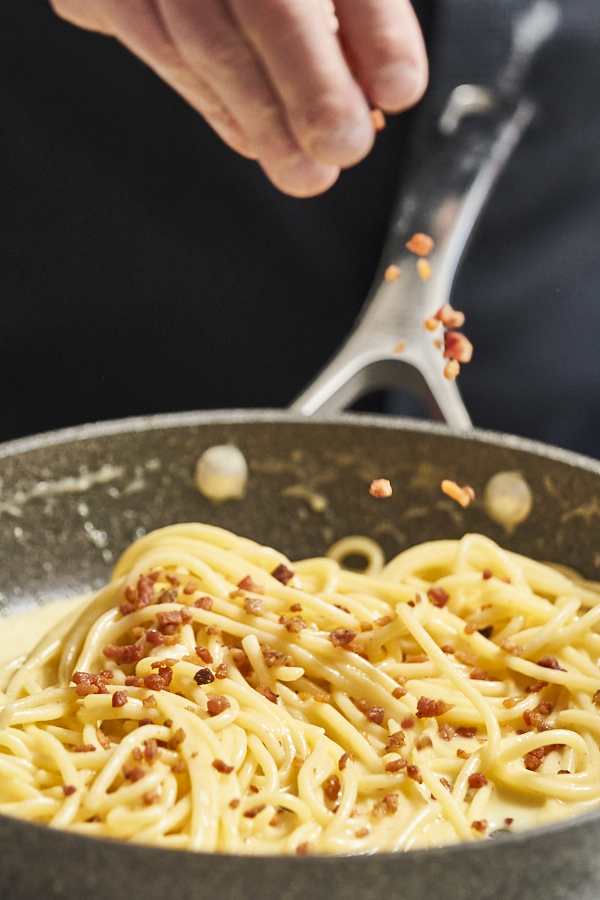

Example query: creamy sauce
[0,596,88,692]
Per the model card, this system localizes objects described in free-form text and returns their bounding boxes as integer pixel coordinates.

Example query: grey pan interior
[2,410,600,900]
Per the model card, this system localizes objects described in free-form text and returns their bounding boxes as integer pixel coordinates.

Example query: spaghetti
[1,524,600,854]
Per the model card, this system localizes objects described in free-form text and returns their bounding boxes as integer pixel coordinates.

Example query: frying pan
[2,410,600,900]
[2,2,594,897]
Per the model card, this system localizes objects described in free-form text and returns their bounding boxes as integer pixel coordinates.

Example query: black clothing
[1,1,600,455]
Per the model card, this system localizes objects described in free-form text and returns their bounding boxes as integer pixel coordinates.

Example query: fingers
[49,0,112,33]
[155,0,342,194]
[229,0,374,167]
[334,0,428,111]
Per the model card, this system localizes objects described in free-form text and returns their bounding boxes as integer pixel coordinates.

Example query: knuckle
[299,90,358,137]
[370,28,410,67]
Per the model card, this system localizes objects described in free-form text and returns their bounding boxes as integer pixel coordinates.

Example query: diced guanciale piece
[441,480,475,508]
[195,646,213,664]
[470,667,492,681]
[323,774,341,801]
[238,575,265,594]
[194,667,215,686]
[468,772,488,789]
[471,820,488,833]
[482,568,493,580]
[406,233,435,257]
[438,723,455,741]
[215,664,228,679]
[435,303,465,329]
[137,572,161,608]
[212,759,234,774]
[119,602,136,617]
[406,765,422,784]
[401,716,415,729]
[366,706,385,725]
[500,640,523,656]
[103,643,145,664]
[261,645,293,668]
[417,259,432,281]
[255,685,278,704]
[72,744,96,753]
[369,478,392,498]
[371,108,386,132]
[193,595,213,610]
[404,654,429,664]
[456,726,477,738]
[329,629,357,647]
[144,739,159,764]
[62,784,77,796]
[385,731,406,753]
[244,804,266,819]
[112,690,128,708]
[244,596,265,616]
[285,616,307,633]
[444,359,460,381]
[416,697,453,718]
[384,264,401,282]
[271,564,295,585]
[593,690,600,707]
[123,766,146,782]
[143,666,173,692]
[338,752,353,770]
[146,630,164,646]
[183,582,198,595]
[455,650,477,666]
[443,331,473,364]
[206,695,230,716]
[72,671,110,696]
[524,753,543,771]
[427,587,449,608]
[385,758,408,773]
[537,656,566,672]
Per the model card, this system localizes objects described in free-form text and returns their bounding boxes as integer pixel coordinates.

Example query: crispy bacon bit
[168,729,186,751]
[456,726,477,738]
[132,747,143,762]
[210,663,226,680]
[393,340,407,354]
[444,359,461,381]
[125,676,142,687]
[503,698,518,709]
[145,631,164,647]
[193,646,212,665]
[290,603,303,612]
[468,772,488,789]
[482,568,493,580]
[271,564,295,585]
[371,108,386,131]
[143,666,173,692]
[427,587,449,608]
[470,667,492,681]
[190,596,211,611]
[157,588,178,605]
[537,656,566,672]
[72,744,96,753]
[444,331,473,364]
[323,774,341,801]
[255,684,278,704]
[536,699,554,716]
[382,793,399,813]
[244,804,266,819]
[375,615,392,627]
[112,690,128,708]
[371,800,388,819]
[471,820,488,834]
[406,764,422,784]
[72,671,110,696]
[103,643,145,664]
[96,729,111,750]
[137,572,161,608]
[366,706,385,725]
[438,723,456,741]
[464,622,478,635]
[119,602,136,617]
[401,716,415,730]
[417,258,432,281]
[230,647,253,677]
[558,769,570,774]
[441,479,475,508]
[385,758,408,773]
[441,645,454,655]
[392,686,407,700]
[415,735,432,750]
[61,784,77,796]
[457,748,470,760]
[165,573,179,587]
[405,654,429,664]
[360,622,374,633]
[524,754,543,771]
[435,303,465,329]
[417,697,453,718]
[261,645,293,668]
[424,316,440,331]
[406,233,434,257]
[144,739,159,765]
[369,478,392,498]
[454,650,477,667]
[229,798,240,809]
[124,584,137,602]
[285,616,307,633]
[385,732,406,753]
[171,760,186,774]
[527,681,548,693]
[296,841,311,855]
[439,777,452,792]
[142,695,158,709]
[339,752,353,770]
[212,759,234,774]
[183,581,198,595]
[243,596,265,617]
[384,263,401,283]
[329,629,357,647]
[355,827,369,838]
[194,667,215,686]
[143,790,160,806]
[500,640,523,656]
[238,575,265,594]
[593,690,600,707]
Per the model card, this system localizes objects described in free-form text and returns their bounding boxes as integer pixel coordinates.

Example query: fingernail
[375,61,426,111]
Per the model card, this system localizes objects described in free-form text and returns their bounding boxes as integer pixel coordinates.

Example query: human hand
[49,0,428,196]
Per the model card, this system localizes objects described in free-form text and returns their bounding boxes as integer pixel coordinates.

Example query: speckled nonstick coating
[2,410,600,900]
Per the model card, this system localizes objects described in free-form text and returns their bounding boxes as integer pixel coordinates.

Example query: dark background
[1,0,600,455]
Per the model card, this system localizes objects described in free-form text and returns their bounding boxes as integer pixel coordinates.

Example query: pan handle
[291,1,560,426]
